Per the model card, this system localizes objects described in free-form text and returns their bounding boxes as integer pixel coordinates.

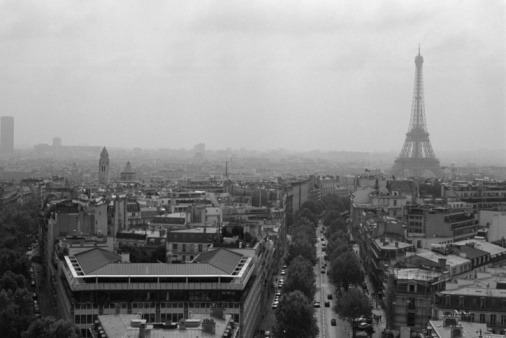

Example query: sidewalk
[363,272,387,338]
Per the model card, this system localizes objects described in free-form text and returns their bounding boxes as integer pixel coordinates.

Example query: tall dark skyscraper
[0,116,14,154]
[391,49,443,178]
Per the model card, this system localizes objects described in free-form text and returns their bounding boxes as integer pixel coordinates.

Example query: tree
[329,251,364,290]
[150,245,167,263]
[0,289,35,338]
[284,256,316,300]
[326,237,351,262]
[287,236,317,266]
[323,210,340,227]
[22,317,80,338]
[274,291,319,338]
[300,200,325,216]
[295,208,318,226]
[335,288,372,337]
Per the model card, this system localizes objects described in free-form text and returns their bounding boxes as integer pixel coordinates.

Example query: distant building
[0,116,14,154]
[194,142,205,159]
[98,147,110,185]
[52,137,62,147]
[120,161,137,182]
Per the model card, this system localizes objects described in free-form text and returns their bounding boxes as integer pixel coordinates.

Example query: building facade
[98,147,110,185]
[0,116,14,154]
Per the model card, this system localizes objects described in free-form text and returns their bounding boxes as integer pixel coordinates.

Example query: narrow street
[32,260,59,319]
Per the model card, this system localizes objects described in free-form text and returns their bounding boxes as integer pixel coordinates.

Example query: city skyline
[1,0,505,153]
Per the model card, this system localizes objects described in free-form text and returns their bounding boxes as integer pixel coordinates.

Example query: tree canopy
[335,288,372,335]
[284,255,316,300]
[274,290,319,338]
[22,316,80,338]
[329,250,364,291]
[287,235,317,266]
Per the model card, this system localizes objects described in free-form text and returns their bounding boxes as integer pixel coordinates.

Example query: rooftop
[429,320,488,338]
[68,247,250,277]
[98,313,233,338]
[375,238,413,250]
[453,239,506,257]
[416,250,470,266]
[393,268,444,281]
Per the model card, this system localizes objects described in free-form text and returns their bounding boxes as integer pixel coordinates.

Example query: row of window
[171,243,204,252]
[75,314,98,324]
[443,296,502,309]
[443,312,506,326]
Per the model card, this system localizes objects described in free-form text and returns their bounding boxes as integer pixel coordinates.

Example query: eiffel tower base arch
[391,157,444,178]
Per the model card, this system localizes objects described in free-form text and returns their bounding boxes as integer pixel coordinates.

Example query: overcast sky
[1,0,505,152]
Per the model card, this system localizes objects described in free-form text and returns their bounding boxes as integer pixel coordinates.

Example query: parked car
[325,301,330,307]
[313,302,320,308]
[280,270,286,275]
[327,294,332,300]
[331,319,337,326]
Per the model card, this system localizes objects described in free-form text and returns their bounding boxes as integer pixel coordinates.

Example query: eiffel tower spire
[391,49,443,178]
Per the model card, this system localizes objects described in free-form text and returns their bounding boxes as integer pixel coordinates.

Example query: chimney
[202,318,216,334]
[121,252,130,263]
[139,323,146,338]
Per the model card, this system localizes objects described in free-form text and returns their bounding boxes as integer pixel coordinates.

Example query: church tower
[98,147,110,185]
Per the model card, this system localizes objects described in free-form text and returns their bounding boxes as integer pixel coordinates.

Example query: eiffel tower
[391,48,443,178]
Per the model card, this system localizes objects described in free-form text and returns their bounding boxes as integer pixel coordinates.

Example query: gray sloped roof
[74,248,122,274]
[91,262,227,276]
[193,248,243,274]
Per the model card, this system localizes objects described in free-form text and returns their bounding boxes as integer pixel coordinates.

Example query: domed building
[120,161,137,182]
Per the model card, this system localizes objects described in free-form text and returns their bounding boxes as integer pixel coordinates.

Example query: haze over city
[1,0,505,153]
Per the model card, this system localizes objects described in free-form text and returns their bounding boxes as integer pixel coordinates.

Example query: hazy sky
[1,0,505,152]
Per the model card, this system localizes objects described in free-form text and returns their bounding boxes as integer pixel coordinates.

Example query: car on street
[281,270,286,275]
[321,269,325,274]
[313,301,320,308]
[32,292,37,300]
[325,301,330,307]
[356,322,372,330]
[327,294,332,300]
[264,330,271,338]
[331,319,337,326]
[276,291,281,297]
[31,280,35,287]
[271,303,278,310]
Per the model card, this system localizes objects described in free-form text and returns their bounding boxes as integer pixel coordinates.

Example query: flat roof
[393,268,443,281]
[375,238,413,250]
[416,250,471,266]
[429,320,487,338]
[454,239,506,257]
[99,313,233,338]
